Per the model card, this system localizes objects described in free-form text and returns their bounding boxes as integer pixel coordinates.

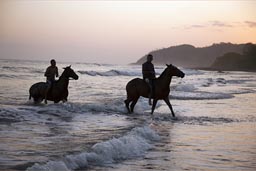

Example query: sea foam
[78,69,140,77]
[27,126,160,171]
[173,84,197,92]
[171,91,234,100]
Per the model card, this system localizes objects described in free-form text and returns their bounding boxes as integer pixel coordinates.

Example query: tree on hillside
[243,43,256,57]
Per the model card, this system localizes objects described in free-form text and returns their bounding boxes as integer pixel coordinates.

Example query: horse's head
[166,64,185,78]
[62,65,79,80]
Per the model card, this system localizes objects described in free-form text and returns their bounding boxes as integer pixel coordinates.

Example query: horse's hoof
[171,116,178,121]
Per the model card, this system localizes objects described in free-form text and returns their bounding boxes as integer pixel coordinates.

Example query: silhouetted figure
[125,64,185,116]
[44,59,59,104]
[29,65,78,104]
[142,54,156,105]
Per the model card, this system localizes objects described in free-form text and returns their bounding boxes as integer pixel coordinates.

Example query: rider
[142,54,156,105]
[44,59,59,104]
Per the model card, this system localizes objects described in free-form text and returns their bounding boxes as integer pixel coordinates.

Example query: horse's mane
[59,70,66,79]
[56,68,69,82]
[158,67,168,79]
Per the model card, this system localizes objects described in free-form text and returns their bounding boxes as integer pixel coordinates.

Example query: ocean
[0,59,255,171]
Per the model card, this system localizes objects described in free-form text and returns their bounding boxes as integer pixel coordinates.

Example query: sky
[0,1,256,64]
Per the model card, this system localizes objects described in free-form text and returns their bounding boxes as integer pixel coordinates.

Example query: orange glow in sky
[0,1,256,64]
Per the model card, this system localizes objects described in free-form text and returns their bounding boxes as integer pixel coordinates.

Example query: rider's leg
[148,79,153,105]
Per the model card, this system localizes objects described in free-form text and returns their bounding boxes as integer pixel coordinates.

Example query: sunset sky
[0,1,256,64]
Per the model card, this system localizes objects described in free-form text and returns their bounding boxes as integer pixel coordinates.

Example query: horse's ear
[166,64,169,67]
[63,65,71,69]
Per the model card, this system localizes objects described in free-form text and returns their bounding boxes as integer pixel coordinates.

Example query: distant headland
[135,42,256,72]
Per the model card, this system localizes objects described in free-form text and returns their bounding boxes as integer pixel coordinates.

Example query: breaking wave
[78,70,140,77]
[171,91,234,100]
[171,84,234,100]
[152,115,256,125]
[27,126,160,171]
[173,84,197,92]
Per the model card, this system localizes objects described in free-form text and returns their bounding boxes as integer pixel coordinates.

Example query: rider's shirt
[142,61,156,80]
[44,66,58,83]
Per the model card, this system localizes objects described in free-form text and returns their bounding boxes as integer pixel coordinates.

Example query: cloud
[190,24,206,28]
[244,21,256,28]
[182,24,207,30]
[183,20,234,30]
[210,20,233,27]
[178,20,255,30]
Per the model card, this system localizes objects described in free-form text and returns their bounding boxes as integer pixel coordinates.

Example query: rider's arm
[44,67,50,77]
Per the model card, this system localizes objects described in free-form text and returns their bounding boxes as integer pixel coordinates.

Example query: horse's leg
[130,97,139,113]
[44,89,48,104]
[124,99,131,113]
[151,99,158,115]
[63,91,68,103]
[33,97,37,104]
[44,83,51,104]
[35,97,43,104]
[164,97,175,117]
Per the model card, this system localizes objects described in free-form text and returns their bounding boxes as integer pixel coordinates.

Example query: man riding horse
[44,59,59,104]
[29,65,78,104]
[125,63,185,116]
[142,54,155,105]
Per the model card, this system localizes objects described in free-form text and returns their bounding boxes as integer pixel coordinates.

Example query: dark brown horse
[29,66,79,104]
[124,64,185,117]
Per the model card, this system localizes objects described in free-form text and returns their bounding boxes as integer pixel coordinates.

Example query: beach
[0,59,255,171]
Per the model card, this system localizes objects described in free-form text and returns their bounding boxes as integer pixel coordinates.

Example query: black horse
[125,64,185,117]
[29,66,79,103]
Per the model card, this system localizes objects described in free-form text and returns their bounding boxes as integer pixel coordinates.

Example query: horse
[29,66,79,104]
[124,64,185,117]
